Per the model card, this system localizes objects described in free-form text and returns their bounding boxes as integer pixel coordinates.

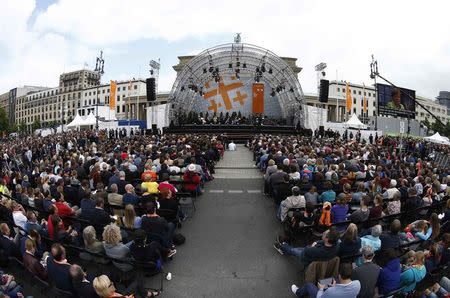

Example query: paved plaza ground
[160,145,299,297]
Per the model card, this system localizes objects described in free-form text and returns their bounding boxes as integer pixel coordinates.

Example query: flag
[252,83,264,114]
[363,83,367,114]
[109,80,117,110]
[346,82,352,112]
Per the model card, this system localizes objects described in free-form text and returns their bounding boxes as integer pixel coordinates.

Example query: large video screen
[377,83,415,119]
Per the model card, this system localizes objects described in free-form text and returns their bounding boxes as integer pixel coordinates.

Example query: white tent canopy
[66,114,84,127]
[83,112,97,126]
[343,113,368,129]
[424,132,450,145]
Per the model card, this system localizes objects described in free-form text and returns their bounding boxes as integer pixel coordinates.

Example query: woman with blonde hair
[338,223,361,258]
[102,224,133,272]
[120,204,142,229]
[400,251,426,293]
[93,274,160,297]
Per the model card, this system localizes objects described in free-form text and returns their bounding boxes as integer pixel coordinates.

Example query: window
[102,90,105,94]
[107,88,110,93]
[134,85,137,90]
[368,92,371,97]
[373,111,376,116]
[117,95,120,101]
[122,105,125,113]
[353,90,356,94]
[353,108,357,113]
[373,101,376,107]
[358,91,361,95]
[353,98,356,104]
[116,106,120,113]
[89,92,91,96]
[337,87,341,92]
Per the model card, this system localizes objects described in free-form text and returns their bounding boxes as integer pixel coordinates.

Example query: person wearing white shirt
[12,203,27,230]
[228,141,236,151]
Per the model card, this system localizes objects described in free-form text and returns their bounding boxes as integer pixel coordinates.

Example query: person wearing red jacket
[183,164,201,195]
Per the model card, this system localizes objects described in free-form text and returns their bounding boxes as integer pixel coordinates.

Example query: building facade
[305,80,449,126]
[437,91,450,116]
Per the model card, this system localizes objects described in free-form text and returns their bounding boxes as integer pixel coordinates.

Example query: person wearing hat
[182,164,201,196]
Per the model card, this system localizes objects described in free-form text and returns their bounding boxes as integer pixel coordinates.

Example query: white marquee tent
[66,114,85,128]
[84,112,97,126]
[424,132,450,145]
[343,113,368,129]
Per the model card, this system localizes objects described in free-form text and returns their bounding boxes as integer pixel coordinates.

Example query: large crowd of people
[0,127,449,297]
[250,133,450,297]
[0,130,226,297]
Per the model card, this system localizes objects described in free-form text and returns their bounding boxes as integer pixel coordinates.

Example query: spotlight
[268,68,273,74]
[243,62,247,68]
[203,68,207,74]
[261,64,266,72]
[236,61,240,67]
[181,86,185,91]
[228,63,232,68]
[270,89,275,97]
[290,87,294,92]
[215,76,220,83]
[215,67,219,72]
[209,66,214,73]
[276,86,281,92]
[254,76,260,82]
[256,67,260,73]
[235,68,240,73]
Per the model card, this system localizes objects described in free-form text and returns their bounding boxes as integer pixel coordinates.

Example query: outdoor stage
[163,124,312,141]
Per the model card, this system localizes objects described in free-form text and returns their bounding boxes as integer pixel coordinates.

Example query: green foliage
[31,118,41,131]
[0,107,8,132]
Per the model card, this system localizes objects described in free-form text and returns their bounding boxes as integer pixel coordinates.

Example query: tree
[0,107,8,133]
[18,120,27,134]
[32,118,41,131]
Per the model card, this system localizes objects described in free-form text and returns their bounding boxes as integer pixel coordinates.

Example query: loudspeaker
[146,78,156,101]
[319,79,329,103]
[152,124,158,134]
[319,125,324,137]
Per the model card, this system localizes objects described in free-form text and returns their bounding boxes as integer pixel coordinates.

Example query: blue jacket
[400,265,426,293]
[377,258,401,295]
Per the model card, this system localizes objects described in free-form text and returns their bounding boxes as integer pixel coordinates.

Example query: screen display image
[377,83,415,119]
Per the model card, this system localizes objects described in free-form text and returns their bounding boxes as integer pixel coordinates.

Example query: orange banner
[109,80,117,110]
[346,82,352,112]
[252,83,264,114]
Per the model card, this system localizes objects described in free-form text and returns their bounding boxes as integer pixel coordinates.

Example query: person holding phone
[291,263,361,297]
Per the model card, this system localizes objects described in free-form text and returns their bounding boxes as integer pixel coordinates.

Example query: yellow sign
[202,76,247,113]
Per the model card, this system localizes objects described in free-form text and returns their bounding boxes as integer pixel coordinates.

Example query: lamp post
[94,50,105,130]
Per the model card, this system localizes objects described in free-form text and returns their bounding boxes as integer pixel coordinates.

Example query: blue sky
[1,0,450,98]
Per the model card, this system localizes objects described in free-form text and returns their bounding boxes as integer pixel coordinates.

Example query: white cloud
[1,0,450,98]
